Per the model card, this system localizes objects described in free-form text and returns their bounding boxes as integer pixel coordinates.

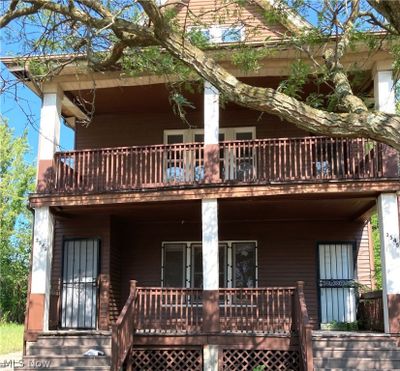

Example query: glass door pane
[232,242,256,287]
[163,243,186,287]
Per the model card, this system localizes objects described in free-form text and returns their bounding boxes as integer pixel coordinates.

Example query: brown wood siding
[114,218,368,328]
[49,216,111,330]
[170,0,289,43]
[75,109,308,150]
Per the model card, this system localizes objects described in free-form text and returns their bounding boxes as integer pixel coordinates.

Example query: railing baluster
[47,138,398,194]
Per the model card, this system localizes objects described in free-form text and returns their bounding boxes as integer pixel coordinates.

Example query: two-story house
[2,1,400,370]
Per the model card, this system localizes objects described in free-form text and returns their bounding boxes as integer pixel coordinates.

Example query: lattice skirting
[222,349,300,371]
[130,347,202,370]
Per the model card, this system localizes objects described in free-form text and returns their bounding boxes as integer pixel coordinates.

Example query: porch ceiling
[65,75,350,115]
[52,194,376,222]
[219,196,376,222]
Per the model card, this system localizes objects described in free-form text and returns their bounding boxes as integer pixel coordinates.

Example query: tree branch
[138,0,400,149]
[322,0,368,114]
[367,0,400,35]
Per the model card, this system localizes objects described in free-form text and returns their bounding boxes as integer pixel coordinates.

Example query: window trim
[164,127,256,144]
[161,240,258,288]
[188,25,245,44]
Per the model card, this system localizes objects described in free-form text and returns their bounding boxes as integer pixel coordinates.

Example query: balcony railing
[132,286,295,335]
[112,285,299,371]
[41,137,397,194]
[219,287,295,334]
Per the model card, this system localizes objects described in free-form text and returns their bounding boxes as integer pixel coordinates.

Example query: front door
[61,239,99,329]
[318,243,356,326]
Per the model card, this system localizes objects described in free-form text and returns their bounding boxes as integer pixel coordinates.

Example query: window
[162,243,186,287]
[188,25,244,44]
[162,241,257,288]
[164,127,256,182]
[233,242,257,287]
[164,127,255,144]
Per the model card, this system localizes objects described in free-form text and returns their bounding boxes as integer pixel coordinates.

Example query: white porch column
[203,81,220,182]
[202,79,220,291]
[36,86,62,190]
[28,85,62,333]
[31,207,55,332]
[202,199,219,290]
[373,63,396,114]
[373,62,398,177]
[203,345,219,371]
[204,81,219,145]
[202,81,220,369]
[377,193,400,333]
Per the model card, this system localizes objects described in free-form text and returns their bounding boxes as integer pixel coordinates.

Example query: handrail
[135,287,203,334]
[39,136,397,194]
[219,287,296,334]
[295,281,314,371]
[111,280,137,371]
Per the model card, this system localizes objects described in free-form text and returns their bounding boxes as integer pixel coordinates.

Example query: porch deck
[111,282,313,371]
[39,136,398,195]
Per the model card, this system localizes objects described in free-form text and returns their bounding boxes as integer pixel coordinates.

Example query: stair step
[28,335,111,347]
[27,345,111,356]
[313,349,400,358]
[313,357,400,369]
[313,340,397,349]
[23,355,111,368]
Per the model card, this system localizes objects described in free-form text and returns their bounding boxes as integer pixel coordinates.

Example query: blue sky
[0,65,75,163]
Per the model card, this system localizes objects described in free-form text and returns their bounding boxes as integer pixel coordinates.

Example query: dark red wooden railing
[111,280,138,371]
[112,285,302,370]
[132,287,295,335]
[358,290,384,332]
[295,281,314,371]
[219,287,295,334]
[43,137,396,194]
[134,287,203,334]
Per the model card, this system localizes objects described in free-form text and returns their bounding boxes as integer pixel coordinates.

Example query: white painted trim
[188,25,245,44]
[204,81,219,145]
[37,91,62,161]
[373,69,396,114]
[203,344,219,371]
[377,193,400,333]
[163,126,256,144]
[31,207,54,332]
[202,199,219,290]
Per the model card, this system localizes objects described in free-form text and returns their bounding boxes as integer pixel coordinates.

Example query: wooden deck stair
[312,331,400,371]
[23,332,112,370]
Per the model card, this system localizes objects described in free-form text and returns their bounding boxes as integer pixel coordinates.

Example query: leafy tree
[0,0,400,149]
[0,119,35,323]
[371,214,382,290]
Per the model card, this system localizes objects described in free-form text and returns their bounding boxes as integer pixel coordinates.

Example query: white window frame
[161,240,258,288]
[164,127,256,144]
[188,25,245,44]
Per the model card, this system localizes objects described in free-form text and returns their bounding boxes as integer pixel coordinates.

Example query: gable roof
[165,0,312,36]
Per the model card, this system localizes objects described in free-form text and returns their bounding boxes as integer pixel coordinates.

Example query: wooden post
[204,81,220,183]
[296,281,314,371]
[377,193,400,333]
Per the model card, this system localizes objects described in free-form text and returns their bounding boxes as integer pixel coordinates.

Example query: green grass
[0,323,24,354]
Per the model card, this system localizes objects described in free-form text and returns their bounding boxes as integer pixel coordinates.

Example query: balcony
[39,137,398,195]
